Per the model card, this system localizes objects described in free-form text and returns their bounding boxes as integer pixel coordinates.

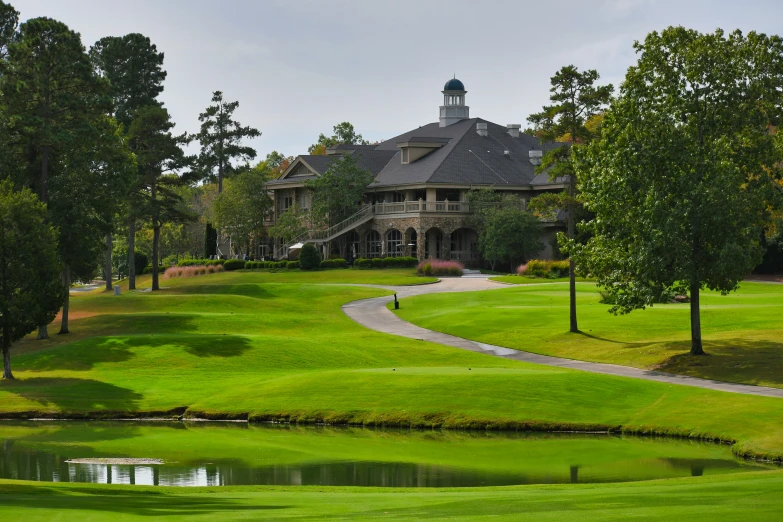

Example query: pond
[0,421,774,487]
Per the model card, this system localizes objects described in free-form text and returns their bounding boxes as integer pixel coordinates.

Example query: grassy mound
[1,471,783,520]
[1,272,782,462]
[395,281,783,389]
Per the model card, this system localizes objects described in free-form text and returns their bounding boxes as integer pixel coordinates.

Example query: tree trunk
[40,146,49,204]
[128,218,136,290]
[104,233,113,291]
[2,326,13,379]
[689,282,704,355]
[37,324,48,340]
[37,146,50,340]
[152,222,160,291]
[59,265,70,334]
[568,176,579,333]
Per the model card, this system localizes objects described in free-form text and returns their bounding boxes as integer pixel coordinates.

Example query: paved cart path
[341,276,783,399]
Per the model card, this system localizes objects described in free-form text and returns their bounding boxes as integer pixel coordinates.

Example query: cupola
[439,76,469,127]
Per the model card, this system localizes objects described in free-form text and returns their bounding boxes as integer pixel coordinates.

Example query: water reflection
[0,424,776,488]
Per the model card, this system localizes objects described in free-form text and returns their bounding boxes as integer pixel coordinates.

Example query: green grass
[0,271,781,461]
[1,472,783,520]
[2,270,783,518]
[120,268,438,290]
[490,275,592,284]
[395,281,783,388]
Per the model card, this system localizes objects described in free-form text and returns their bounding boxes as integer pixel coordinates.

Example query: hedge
[320,259,348,269]
[285,261,300,269]
[223,259,246,271]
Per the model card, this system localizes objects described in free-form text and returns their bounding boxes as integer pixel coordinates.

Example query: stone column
[380,228,387,257]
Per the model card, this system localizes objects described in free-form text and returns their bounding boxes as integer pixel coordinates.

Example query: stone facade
[346,215,476,262]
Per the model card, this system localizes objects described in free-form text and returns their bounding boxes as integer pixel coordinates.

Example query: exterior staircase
[274,204,374,260]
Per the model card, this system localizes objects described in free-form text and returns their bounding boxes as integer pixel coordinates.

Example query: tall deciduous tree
[305,154,374,258]
[571,27,783,356]
[527,66,613,333]
[212,165,272,257]
[479,207,543,272]
[128,106,192,291]
[51,116,135,333]
[90,33,166,291]
[0,180,64,379]
[308,122,368,155]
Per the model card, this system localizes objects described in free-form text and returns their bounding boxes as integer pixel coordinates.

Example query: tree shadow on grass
[1,377,144,413]
[652,338,783,387]
[102,334,255,358]
[170,284,274,301]
[0,483,288,517]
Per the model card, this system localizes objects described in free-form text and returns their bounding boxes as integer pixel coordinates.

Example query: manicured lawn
[0,271,781,462]
[1,271,783,518]
[116,268,438,291]
[490,275,592,284]
[395,281,783,389]
[1,471,783,520]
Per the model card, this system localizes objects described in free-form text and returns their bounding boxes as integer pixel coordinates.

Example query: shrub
[320,259,348,269]
[516,263,528,275]
[523,259,571,278]
[163,264,225,279]
[245,261,264,269]
[353,258,373,269]
[299,244,321,270]
[381,256,418,268]
[286,260,300,269]
[143,265,153,275]
[223,259,246,271]
[371,258,386,268]
[416,259,464,277]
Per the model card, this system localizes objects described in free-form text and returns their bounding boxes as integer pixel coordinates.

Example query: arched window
[346,230,360,259]
[366,230,381,258]
[386,229,403,257]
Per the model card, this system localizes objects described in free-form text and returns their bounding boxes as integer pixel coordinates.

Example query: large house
[265,78,566,264]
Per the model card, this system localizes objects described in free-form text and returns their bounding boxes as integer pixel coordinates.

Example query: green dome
[443,78,465,91]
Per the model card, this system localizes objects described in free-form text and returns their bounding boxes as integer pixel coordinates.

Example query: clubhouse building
[266,78,566,264]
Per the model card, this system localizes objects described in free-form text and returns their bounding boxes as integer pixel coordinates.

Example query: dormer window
[397,137,450,165]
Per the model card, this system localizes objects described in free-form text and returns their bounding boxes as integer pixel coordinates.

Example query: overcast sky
[15,0,783,159]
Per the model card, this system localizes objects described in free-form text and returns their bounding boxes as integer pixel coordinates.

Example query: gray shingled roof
[372,119,565,188]
[279,118,567,189]
[293,149,396,177]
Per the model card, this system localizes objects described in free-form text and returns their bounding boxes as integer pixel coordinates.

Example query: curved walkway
[341,276,783,399]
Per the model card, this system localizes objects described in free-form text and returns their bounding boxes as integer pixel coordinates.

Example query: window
[297,190,309,211]
[282,195,293,211]
[386,229,403,257]
[347,231,360,259]
[366,231,381,258]
[392,192,405,203]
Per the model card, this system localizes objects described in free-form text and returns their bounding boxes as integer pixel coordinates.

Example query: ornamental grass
[162,264,225,279]
[416,259,464,277]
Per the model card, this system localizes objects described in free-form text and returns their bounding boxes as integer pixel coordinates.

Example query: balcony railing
[373,200,479,215]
